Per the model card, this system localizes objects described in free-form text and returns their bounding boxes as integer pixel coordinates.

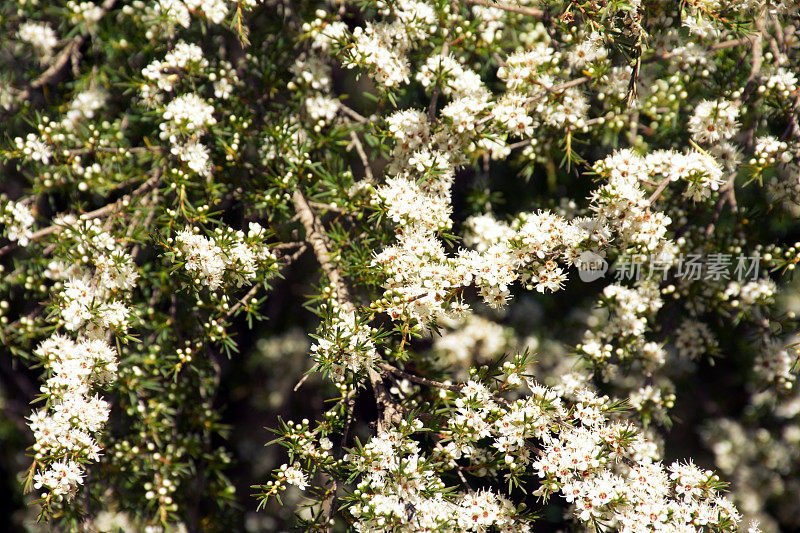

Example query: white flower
[14,133,53,164]
[688,99,740,144]
[17,22,58,61]
[172,140,213,176]
[304,94,339,124]
[175,230,227,289]
[163,93,216,131]
[282,464,308,490]
[1,200,35,246]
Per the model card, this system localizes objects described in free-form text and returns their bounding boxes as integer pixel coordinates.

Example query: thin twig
[464,0,544,18]
[309,201,348,214]
[10,0,118,110]
[647,178,671,205]
[0,173,160,258]
[642,35,756,65]
[427,38,450,123]
[521,76,590,106]
[740,8,766,103]
[270,241,305,250]
[347,131,374,182]
[339,103,368,124]
[376,362,461,392]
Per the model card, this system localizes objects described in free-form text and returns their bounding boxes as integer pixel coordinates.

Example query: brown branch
[62,145,163,156]
[291,190,353,304]
[520,76,590,106]
[427,38,451,124]
[704,176,737,237]
[309,201,349,214]
[465,0,544,18]
[376,362,462,392]
[291,190,401,433]
[740,9,766,103]
[0,173,160,258]
[647,178,671,205]
[347,131,374,182]
[270,241,305,250]
[129,186,160,260]
[11,0,118,109]
[642,35,756,65]
[782,90,800,140]
[339,103,368,124]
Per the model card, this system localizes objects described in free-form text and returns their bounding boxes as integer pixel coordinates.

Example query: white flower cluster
[579,280,664,366]
[142,41,209,102]
[67,0,104,26]
[17,22,58,61]
[172,223,275,291]
[287,20,344,132]
[63,89,107,127]
[156,0,230,27]
[386,109,430,156]
[689,99,740,144]
[374,193,605,318]
[343,0,437,87]
[53,220,138,335]
[0,199,35,246]
[492,93,534,137]
[372,226,470,322]
[278,463,308,490]
[495,41,594,130]
[14,132,53,164]
[59,278,132,332]
[463,214,515,253]
[141,42,238,177]
[629,384,675,423]
[310,306,378,381]
[753,340,798,391]
[290,54,332,92]
[372,82,617,323]
[702,397,800,532]
[416,54,488,99]
[761,67,798,99]
[28,218,139,502]
[469,5,505,44]
[348,419,525,532]
[171,139,212,177]
[303,15,348,53]
[162,93,216,135]
[723,278,776,310]
[683,13,719,38]
[498,44,559,91]
[160,93,215,173]
[527,386,740,531]
[674,319,718,360]
[29,336,117,497]
[376,176,453,233]
[304,93,339,126]
[591,150,674,252]
[433,313,512,375]
[753,135,790,166]
[567,32,607,68]
[665,149,725,201]
[592,147,725,247]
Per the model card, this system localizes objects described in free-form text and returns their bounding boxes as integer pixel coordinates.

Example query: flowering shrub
[1,0,800,531]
